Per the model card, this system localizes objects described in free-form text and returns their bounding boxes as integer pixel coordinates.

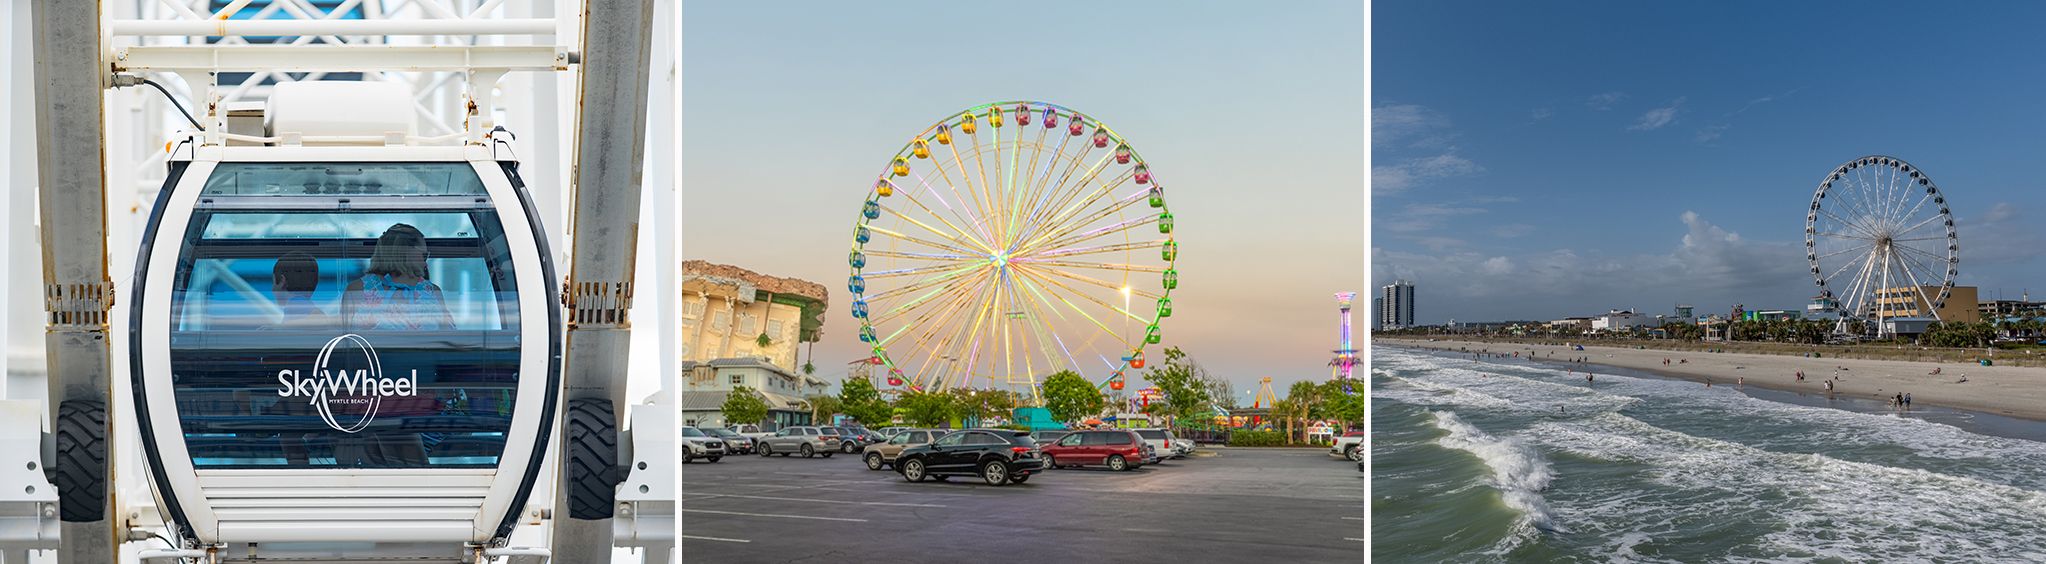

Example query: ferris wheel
[1805,155,1958,335]
[847,101,1178,400]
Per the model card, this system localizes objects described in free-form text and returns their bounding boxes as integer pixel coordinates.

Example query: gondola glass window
[168,163,521,469]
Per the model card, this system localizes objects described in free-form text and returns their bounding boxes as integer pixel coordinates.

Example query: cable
[139,78,204,130]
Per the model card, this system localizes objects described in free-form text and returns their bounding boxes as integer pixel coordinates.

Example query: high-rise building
[1380,280,1416,329]
[1372,297,1384,331]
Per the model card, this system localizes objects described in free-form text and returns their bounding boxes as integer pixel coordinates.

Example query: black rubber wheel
[758,444,773,457]
[981,460,1010,486]
[706,456,721,463]
[821,452,834,458]
[55,400,106,523]
[901,458,926,482]
[842,442,857,454]
[1345,445,1362,462]
[800,444,815,458]
[1107,455,1128,472]
[565,398,621,520]
[1042,454,1057,469]
[1012,474,1030,484]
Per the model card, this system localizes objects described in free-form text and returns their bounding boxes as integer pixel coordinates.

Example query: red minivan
[1039,430,1147,471]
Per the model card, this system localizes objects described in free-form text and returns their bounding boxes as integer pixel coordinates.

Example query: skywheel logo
[275,334,420,433]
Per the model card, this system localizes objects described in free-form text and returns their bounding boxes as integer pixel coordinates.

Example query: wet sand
[1379,337,2046,422]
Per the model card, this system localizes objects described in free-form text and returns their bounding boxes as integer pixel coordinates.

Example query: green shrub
[994,424,1032,431]
[1228,429,1286,447]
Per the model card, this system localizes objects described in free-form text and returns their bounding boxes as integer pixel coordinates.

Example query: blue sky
[1373,1,2046,324]
[684,1,1364,394]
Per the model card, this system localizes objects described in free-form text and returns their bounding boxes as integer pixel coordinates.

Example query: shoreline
[1377,337,2046,422]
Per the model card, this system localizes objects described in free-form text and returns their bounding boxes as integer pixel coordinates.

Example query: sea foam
[1429,410,1564,535]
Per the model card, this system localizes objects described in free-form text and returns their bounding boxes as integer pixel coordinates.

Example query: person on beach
[1738,376,1744,388]
[1905,393,1912,408]
[1796,370,1804,381]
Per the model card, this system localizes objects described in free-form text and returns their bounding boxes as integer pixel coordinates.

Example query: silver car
[757,425,842,458]
[680,426,727,463]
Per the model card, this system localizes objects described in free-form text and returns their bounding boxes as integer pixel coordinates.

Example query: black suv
[895,429,1043,486]
[832,426,882,453]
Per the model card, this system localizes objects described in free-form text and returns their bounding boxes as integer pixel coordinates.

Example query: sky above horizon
[1373,1,2046,325]
[684,1,1365,395]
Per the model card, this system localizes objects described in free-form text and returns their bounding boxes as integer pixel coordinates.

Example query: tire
[565,399,621,520]
[55,400,106,523]
[901,458,927,482]
[1012,474,1030,484]
[800,444,815,458]
[981,460,1011,486]
[707,456,721,463]
[1345,445,1362,462]
[682,449,693,464]
[865,452,885,471]
[821,452,834,458]
[758,444,773,457]
[1107,455,1128,472]
[1042,454,1057,469]
[842,442,857,454]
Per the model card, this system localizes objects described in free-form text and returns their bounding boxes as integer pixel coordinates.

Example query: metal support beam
[108,18,557,37]
[552,0,654,560]
[115,45,574,73]
[30,0,119,561]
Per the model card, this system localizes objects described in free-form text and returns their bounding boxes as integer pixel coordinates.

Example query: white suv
[680,426,728,463]
[1132,428,1180,462]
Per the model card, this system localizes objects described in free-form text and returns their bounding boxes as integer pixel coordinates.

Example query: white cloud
[1373,103,1453,148]
[1373,211,1810,323]
[1695,124,1729,143]
[1630,97,1686,131]
[1531,108,1555,121]
[1586,91,1628,111]
[1373,154,1482,195]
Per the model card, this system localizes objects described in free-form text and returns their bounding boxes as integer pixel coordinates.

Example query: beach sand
[1379,337,2046,421]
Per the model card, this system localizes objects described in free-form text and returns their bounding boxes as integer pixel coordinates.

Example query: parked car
[680,426,727,463]
[1030,430,1071,444]
[1169,437,1196,458]
[757,426,842,458]
[728,423,774,442]
[832,426,883,453]
[1038,430,1149,471]
[862,428,945,470]
[894,429,1044,486]
[705,427,753,454]
[1330,431,1365,462]
[1132,428,1179,461]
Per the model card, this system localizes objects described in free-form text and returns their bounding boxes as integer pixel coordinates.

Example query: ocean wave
[1429,410,1564,537]
[1527,412,2046,560]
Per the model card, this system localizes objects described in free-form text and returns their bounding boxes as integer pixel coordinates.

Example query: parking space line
[1342,517,1363,520]
[1346,538,1366,542]
[681,535,751,543]
[682,508,870,522]
[688,493,947,507]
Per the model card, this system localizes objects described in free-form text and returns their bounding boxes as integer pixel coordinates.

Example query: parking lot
[679,446,1364,563]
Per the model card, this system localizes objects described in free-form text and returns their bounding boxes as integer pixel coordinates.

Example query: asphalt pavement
[679,446,1365,563]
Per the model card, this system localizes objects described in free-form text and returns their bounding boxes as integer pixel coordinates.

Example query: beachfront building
[1380,280,1416,330]
[1590,309,1658,333]
[1549,317,1593,332]
[1980,298,2045,320]
[1373,297,1385,331]
[1873,285,1980,324]
[1806,295,1843,321]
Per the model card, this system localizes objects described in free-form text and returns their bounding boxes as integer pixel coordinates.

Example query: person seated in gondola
[342,223,456,331]
[265,251,332,328]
